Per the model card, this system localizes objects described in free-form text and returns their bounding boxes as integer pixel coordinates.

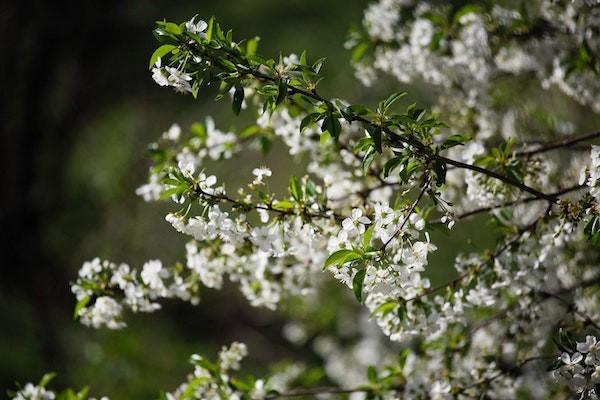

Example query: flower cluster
[10,374,107,400]
[552,335,600,397]
[166,342,303,400]
[72,257,197,329]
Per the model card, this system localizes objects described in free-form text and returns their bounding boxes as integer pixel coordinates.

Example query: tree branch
[404,209,547,303]
[245,66,558,203]
[517,130,600,157]
[381,176,431,251]
[449,184,584,222]
[266,386,376,399]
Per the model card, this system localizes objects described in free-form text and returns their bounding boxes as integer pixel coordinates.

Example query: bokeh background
[1,1,493,398]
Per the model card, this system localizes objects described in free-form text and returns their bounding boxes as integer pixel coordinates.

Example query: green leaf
[320,131,330,146]
[158,21,182,35]
[218,58,237,72]
[289,176,303,202]
[440,134,472,150]
[246,36,260,56]
[353,268,367,302]
[382,91,407,113]
[39,372,57,388]
[432,159,447,185]
[399,160,420,183]
[272,200,295,211]
[370,300,398,317]
[585,215,600,246]
[73,295,91,319]
[312,57,326,73]
[363,224,374,249]
[276,80,288,105]
[453,5,484,23]
[397,304,408,322]
[398,349,410,369]
[367,366,377,383]
[352,42,369,62]
[232,85,244,116]
[321,113,341,140]
[383,156,403,178]
[324,249,362,269]
[149,44,177,69]
[300,112,320,133]
[369,126,383,153]
[206,17,215,42]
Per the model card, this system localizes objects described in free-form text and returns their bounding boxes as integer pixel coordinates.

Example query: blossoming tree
[12,0,600,399]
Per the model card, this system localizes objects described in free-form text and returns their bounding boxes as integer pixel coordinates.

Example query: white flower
[151,58,169,87]
[197,173,218,195]
[218,342,248,370]
[163,123,181,141]
[429,381,452,399]
[250,226,276,252]
[81,296,125,329]
[141,260,168,291]
[342,208,371,236]
[185,16,208,35]
[165,66,193,93]
[136,172,163,202]
[252,167,272,185]
[578,336,600,366]
[374,202,394,226]
[175,149,199,181]
[13,383,56,400]
[251,379,267,400]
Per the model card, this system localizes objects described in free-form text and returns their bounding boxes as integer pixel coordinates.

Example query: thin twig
[266,386,373,399]
[517,130,600,157]
[403,208,548,304]
[195,187,343,221]
[380,176,431,251]
[449,184,584,222]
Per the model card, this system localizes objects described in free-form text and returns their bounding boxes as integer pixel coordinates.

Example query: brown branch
[194,187,343,221]
[531,284,600,331]
[450,184,584,221]
[457,355,555,394]
[380,176,431,251]
[517,130,600,157]
[245,66,559,203]
[266,386,374,399]
[438,155,558,202]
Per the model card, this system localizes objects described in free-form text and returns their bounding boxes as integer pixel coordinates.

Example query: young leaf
[205,17,215,42]
[39,372,57,388]
[382,91,407,113]
[370,300,398,317]
[289,176,303,202]
[232,85,244,115]
[149,44,177,69]
[246,36,260,56]
[73,295,91,319]
[367,366,378,383]
[363,224,374,249]
[276,80,288,105]
[324,249,361,269]
[352,268,367,302]
[440,134,472,150]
